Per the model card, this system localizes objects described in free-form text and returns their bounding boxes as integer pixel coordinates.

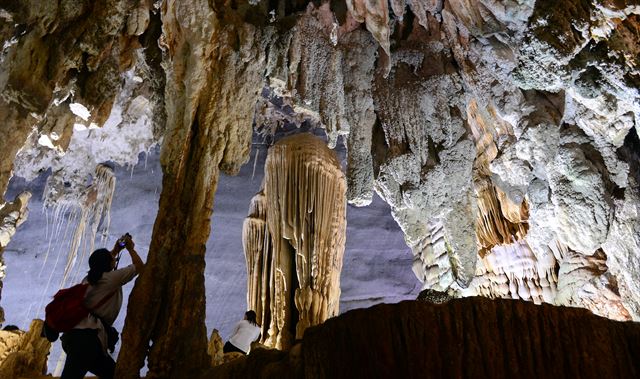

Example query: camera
[117,233,131,247]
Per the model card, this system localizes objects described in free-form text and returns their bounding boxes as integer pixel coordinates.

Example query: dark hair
[245,310,258,326]
[88,248,113,285]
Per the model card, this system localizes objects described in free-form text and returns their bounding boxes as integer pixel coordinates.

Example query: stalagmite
[244,133,346,350]
[242,191,271,340]
[207,329,224,367]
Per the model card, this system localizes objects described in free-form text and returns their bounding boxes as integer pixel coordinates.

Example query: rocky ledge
[204,297,640,378]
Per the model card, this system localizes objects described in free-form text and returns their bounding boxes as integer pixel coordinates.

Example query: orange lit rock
[0,319,50,378]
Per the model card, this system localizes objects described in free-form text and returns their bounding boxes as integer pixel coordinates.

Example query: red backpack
[43,283,114,338]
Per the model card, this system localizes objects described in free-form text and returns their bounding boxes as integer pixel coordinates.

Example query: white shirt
[73,264,137,351]
[229,319,261,353]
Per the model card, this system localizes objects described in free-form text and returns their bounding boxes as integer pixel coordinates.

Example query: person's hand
[112,239,125,254]
[125,234,135,251]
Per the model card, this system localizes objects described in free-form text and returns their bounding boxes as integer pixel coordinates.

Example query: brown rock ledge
[203,297,640,378]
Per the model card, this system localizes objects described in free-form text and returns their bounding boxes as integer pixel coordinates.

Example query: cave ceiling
[1,0,639,333]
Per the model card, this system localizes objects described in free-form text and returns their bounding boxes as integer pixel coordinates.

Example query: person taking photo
[60,233,144,379]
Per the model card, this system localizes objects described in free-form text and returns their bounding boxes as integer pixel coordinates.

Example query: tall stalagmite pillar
[244,134,347,350]
[242,191,272,340]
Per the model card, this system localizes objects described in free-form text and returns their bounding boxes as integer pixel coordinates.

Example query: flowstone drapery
[59,164,117,287]
[242,191,272,341]
[243,133,347,349]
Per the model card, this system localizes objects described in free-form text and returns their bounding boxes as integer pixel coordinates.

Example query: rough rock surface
[0,0,159,202]
[0,319,50,378]
[416,289,453,304]
[203,298,640,378]
[115,1,273,377]
[207,329,224,367]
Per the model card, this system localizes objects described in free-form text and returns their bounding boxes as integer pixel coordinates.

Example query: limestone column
[250,133,346,349]
[115,1,270,377]
[242,191,272,340]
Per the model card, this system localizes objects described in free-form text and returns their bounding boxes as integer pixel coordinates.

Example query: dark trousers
[60,329,115,379]
[223,341,247,354]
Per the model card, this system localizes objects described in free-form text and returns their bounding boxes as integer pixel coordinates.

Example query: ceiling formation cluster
[0,0,639,375]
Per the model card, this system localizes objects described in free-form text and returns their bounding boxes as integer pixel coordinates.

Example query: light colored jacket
[229,319,261,353]
[73,264,137,351]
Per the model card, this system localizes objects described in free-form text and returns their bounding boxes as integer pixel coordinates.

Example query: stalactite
[249,133,346,350]
[462,97,556,303]
[413,220,455,291]
[58,164,116,287]
[496,186,529,224]
[466,240,558,305]
[0,192,31,251]
[473,179,528,257]
[345,0,391,76]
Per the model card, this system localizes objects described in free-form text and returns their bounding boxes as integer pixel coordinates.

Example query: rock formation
[58,164,117,287]
[0,0,638,376]
[244,134,347,349]
[207,329,224,367]
[0,319,50,378]
[243,190,272,341]
[202,297,640,378]
[115,2,273,377]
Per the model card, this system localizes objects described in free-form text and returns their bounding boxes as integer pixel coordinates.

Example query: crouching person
[223,310,261,355]
[61,234,144,379]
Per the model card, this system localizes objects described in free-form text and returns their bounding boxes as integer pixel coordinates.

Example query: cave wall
[247,0,640,320]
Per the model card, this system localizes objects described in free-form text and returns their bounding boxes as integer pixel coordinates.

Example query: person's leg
[89,353,116,379]
[60,330,97,379]
[223,341,246,354]
[60,353,89,379]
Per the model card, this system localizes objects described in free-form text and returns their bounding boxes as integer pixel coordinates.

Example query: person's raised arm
[125,236,145,274]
